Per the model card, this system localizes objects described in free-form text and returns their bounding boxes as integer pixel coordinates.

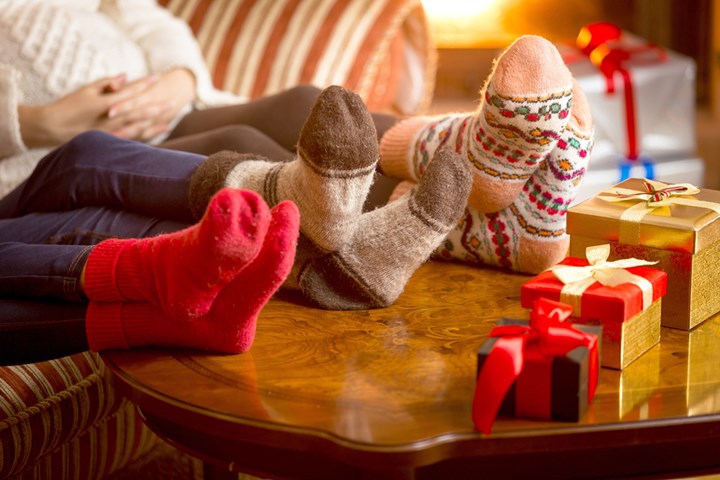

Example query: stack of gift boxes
[474,176,720,433]
[471,23,718,434]
[557,22,704,205]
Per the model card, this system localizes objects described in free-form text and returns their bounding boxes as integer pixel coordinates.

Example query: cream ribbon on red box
[597,179,720,245]
[549,244,657,316]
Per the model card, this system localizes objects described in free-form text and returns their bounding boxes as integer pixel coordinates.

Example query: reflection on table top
[103,260,720,449]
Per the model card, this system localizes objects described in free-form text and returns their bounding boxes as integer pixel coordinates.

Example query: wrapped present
[568,178,720,330]
[572,154,704,206]
[560,23,701,195]
[521,244,667,369]
[473,298,601,434]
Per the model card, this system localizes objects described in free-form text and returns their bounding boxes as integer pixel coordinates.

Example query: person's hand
[107,68,197,141]
[18,68,197,148]
[18,73,165,147]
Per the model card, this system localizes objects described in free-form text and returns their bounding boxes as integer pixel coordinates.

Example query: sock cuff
[379,116,435,181]
[118,303,164,348]
[84,239,134,301]
[85,302,129,351]
[114,243,150,302]
[189,151,266,219]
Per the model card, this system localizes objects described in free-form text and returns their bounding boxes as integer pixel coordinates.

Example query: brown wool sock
[189,85,378,256]
[297,148,472,310]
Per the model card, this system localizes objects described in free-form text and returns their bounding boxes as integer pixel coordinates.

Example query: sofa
[0,0,435,478]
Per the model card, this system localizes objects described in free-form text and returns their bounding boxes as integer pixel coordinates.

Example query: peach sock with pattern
[436,78,594,273]
[380,35,574,214]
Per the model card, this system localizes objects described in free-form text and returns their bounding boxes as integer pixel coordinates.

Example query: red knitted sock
[86,200,300,353]
[83,188,271,320]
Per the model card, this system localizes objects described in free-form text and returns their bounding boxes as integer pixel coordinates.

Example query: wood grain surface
[103,261,720,478]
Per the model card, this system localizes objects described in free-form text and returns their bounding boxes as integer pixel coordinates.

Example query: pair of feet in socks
[84,189,299,354]
[381,35,594,274]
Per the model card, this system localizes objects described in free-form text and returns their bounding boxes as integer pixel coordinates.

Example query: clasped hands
[19,68,196,148]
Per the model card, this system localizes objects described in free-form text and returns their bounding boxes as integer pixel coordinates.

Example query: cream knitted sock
[436,79,594,274]
[380,35,573,214]
[298,148,472,309]
[189,85,378,254]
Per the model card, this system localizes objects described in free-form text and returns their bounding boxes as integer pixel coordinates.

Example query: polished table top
[102,261,720,478]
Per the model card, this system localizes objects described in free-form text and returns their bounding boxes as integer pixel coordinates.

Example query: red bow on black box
[472,298,601,434]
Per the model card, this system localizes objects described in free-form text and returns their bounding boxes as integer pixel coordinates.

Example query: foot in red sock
[86,200,300,353]
[83,187,271,320]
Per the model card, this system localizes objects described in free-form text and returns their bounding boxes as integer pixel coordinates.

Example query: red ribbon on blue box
[472,298,599,434]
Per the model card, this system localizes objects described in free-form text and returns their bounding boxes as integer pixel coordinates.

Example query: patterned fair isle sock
[189,85,378,255]
[86,200,299,353]
[436,79,594,274]
[298,148,472,310]
[380,35,573,214]
[83,188,271,320]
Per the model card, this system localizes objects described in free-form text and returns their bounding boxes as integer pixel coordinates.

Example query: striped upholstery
[159,0,436,114]
[0,352,159,479]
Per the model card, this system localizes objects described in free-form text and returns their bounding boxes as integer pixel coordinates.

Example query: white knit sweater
[0,0,244,197]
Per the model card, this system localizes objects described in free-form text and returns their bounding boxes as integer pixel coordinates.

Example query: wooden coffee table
[102,261,720,479]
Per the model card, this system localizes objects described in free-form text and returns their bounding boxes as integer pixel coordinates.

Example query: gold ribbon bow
[597,179,720,246]
[549,244,657,316]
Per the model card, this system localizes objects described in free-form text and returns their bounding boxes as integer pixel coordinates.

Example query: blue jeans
[0,131,205,363]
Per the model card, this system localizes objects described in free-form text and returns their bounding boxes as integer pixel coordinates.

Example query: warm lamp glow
[422,0,499,20]
[421,0,518,48]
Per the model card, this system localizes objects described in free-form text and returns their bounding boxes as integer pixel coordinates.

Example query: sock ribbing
[83,239,133,301]
[85,302,129,351]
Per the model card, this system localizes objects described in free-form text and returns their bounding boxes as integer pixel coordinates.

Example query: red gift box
[520,257,667,323]
[520,245,668,369]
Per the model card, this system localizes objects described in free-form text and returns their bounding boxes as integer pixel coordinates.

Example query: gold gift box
[571,299,662,370]
[568,178,720,330]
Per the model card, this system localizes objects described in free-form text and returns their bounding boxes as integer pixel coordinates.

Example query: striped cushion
[0,352,159,479]
[159,0,436,114]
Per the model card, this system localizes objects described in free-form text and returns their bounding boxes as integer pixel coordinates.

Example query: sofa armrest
[0,351,159,478]
[159,0,436,114]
